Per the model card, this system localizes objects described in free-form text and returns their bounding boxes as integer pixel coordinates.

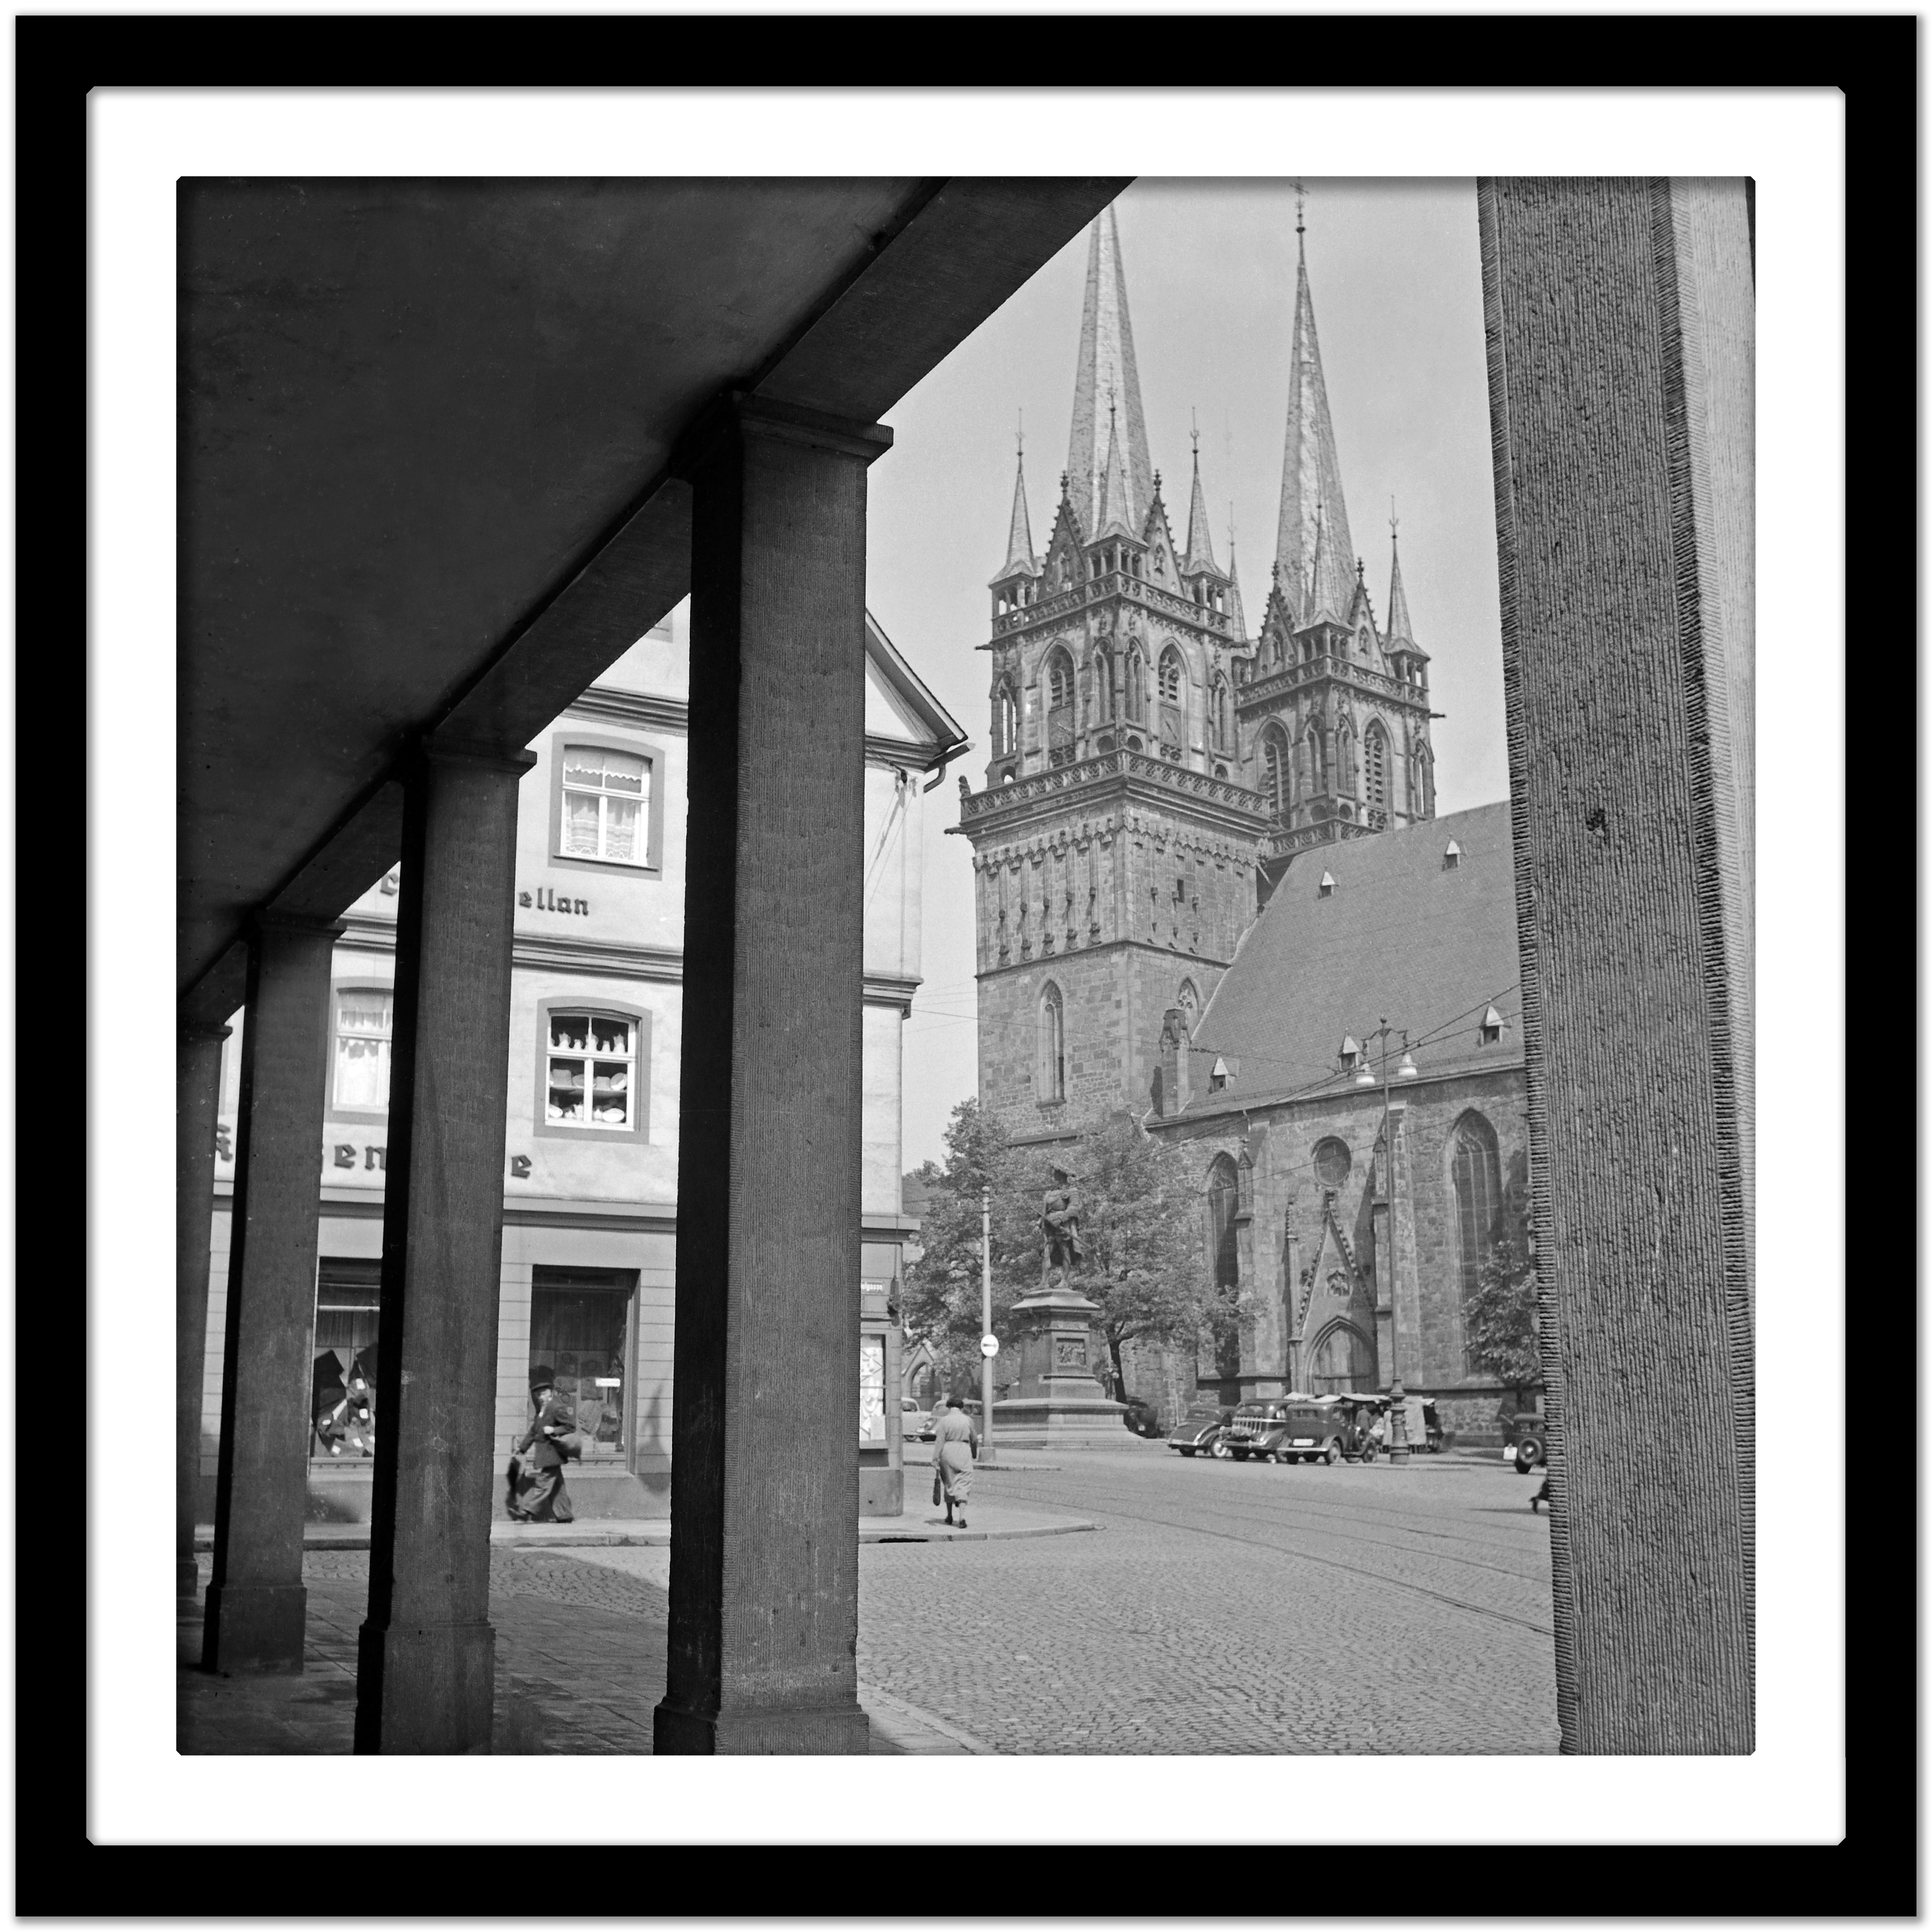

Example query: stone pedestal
[991,1280,1126,1448]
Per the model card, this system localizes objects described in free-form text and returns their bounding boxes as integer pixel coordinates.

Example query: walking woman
[931,1392,979,1530]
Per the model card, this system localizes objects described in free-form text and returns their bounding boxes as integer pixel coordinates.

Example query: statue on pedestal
[1040,1168,1084,1288]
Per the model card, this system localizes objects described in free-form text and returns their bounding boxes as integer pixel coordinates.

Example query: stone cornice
[563,687,690,734]
[1236,655,1429,717]
[986,574,1236,647]
[1143,1053,1528,1135]
[958,749,1269,842]
[974,936,1237,981]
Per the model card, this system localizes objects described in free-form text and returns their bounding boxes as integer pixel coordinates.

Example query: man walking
[508,1365,576,1523]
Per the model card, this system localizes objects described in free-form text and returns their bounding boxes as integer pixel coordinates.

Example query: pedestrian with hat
[508,1365,577,1523]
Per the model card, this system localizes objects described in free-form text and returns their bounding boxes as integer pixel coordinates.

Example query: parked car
[901,1397,934,1442]
[1120,1395,1164,1439]
[1167,1405,1234,1458]
[1503,1410,1546,1472]
[1224,1399,1352,1466]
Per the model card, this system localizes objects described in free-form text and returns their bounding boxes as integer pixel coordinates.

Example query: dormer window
[1209,1056,1231,1093]
[1443,839,1462,870]
[1318,870,1336,897]
[1338,1034,1362,1069]
[1480,1004,1505,1046]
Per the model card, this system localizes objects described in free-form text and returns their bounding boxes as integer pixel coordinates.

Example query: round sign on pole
[980,1335,1000,1358]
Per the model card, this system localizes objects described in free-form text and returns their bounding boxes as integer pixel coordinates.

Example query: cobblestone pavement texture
[180,1446,1558,1755]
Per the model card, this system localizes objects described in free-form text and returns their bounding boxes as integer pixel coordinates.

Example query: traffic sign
[980,1334,1000,1358]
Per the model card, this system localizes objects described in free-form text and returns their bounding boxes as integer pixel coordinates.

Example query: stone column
[202,916,340,1673]
[1480,177,1754,1753]
[354,739,532,1755]
[653,393,886,1755]
[177,1019,231,1601]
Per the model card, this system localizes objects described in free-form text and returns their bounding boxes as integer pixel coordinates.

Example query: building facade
[198,603,965,1520]
[960,207,1528,1436]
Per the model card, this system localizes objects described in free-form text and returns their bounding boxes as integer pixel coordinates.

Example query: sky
[865,178,1505,1174]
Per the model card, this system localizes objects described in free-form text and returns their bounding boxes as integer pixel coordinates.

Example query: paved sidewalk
[177,1547,992,1756]
[193,1499,1094,1553]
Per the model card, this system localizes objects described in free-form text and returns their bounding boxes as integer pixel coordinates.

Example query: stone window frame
[546,727,667,879]
[1037,979,1066,1105]
[1447,1108,1505,1309]
[534,996,652,1145]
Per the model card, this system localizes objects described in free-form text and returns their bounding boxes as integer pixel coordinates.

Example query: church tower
[1238,199,1438,879]
[964,207,1263,1140]
[959,197,1442,1141]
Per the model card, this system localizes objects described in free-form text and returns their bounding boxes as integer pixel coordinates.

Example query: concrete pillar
[202,916,340,1673]
[1479,177,1754,1753]
[654,393,887,1755]
[177,1019,230,1601]
[354,740,532,1755]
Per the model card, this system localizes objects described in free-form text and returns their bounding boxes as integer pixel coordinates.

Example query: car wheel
[1359,1440,1377,1464]
[1178,1447,1195,1457]
[1518,1439,1545,1471]
[1210,1439,1231,1459]
[1324,1441,1341,1466]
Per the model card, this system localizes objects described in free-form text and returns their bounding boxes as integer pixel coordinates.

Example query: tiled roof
[1190,799,1523,1109]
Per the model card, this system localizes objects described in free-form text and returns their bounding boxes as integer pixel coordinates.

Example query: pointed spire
[1274,193,1355,623]
[1095,385,1135,538]
[1182,413,1221,577]
[998,417,1039,579]
[1225,498,1249,640]
[1386,503,1417,644]
[1067,206,1155,539]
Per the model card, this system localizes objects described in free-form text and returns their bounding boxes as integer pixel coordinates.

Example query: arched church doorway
[1307,1321,1376,1395]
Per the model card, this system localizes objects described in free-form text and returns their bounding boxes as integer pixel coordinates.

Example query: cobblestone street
[183,1442,1559,1755]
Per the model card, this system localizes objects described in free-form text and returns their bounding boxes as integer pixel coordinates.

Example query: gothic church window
[1205,1154,1239,1289]
[1210,676,1231,752]
[993,682,1018,759]
[1364,723,1389,811]
[1038,982,1066,1103]
[1261,730,1289,823]
[1046,650,1076,766]
[1126,652,1146,724]
[1305,725,1328,794]
[1451,1111,1504,1307]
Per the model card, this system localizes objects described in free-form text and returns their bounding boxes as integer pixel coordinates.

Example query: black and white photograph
[62,58,1873,1878]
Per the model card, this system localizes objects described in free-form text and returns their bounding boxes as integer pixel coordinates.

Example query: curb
[194,1515,1098,1554]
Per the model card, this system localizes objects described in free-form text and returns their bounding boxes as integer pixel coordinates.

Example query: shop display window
[545,1010,640,1131]
[859,1335,886,1445]
[312,1258,381,1458]
[334,987,392,1112]
[529,1267,635,1459]
[560,745,649,863]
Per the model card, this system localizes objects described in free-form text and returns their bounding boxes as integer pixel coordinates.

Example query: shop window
[332,986,392,1114]
[311,1258,381,1458]
[860,1336,886,1445]
[529,1267,636,1460]
[540,1005,649,1140]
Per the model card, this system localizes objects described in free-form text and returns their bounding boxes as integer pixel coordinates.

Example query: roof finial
[1016,406,1024,461]
[1190,406,1201,461]
[1294,178,1307,257]
[1390,495,1399,539]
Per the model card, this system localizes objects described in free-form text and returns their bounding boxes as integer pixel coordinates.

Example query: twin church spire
[995,194,1418,659]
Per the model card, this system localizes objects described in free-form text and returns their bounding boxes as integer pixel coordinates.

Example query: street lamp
[1361,1018,1418,1461]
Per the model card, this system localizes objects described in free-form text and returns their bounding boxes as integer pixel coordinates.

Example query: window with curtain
[560,744,649,863]
[334,988,392,1111]
[859,1336,886,1444]
[1038,982,1065,1102]
[1452,1112,1504,1304]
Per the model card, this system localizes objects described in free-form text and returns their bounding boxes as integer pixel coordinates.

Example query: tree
[1462,1234,1542,1391]
[1006,1113,1226,1405]
[900,1102,1037,1401]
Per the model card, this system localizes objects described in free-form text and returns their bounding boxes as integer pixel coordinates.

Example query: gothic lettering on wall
[518,887,590,916]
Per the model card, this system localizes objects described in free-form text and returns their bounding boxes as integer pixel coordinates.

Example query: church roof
[1189,800,1524,1109]
[1066,206,1155,541]
[1275,222,1355,626]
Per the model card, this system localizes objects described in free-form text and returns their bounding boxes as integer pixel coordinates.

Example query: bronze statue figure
[1040,1167,1084,1285]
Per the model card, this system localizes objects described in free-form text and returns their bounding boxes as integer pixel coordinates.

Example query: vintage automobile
[1502,1410,1547,1472]
[1120,1395,1164,1439]
[1167,1405,1234,1457]
[901,1397,935,1443]
[1224,1399,1352,1465]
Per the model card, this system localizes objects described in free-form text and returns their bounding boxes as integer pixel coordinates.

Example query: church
[958,204,1531,1439]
